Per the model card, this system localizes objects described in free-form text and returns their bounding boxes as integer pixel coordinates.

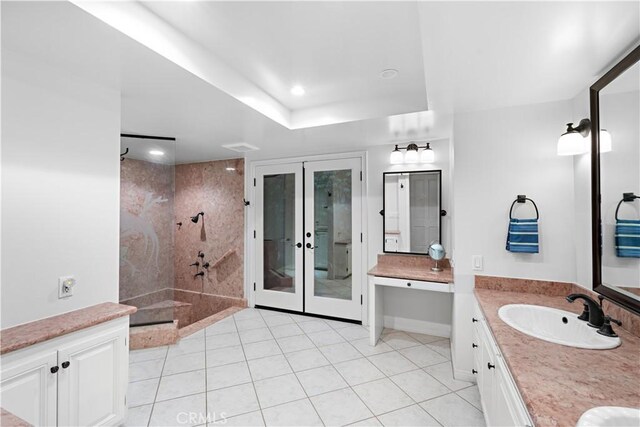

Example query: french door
[254,158,362,321]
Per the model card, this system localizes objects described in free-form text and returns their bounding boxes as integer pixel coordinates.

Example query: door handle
[295,242,302,248]
[306,243,314,250]
[62,361,70,369]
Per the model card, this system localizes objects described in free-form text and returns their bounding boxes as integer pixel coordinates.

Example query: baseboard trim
[383,315,451,338]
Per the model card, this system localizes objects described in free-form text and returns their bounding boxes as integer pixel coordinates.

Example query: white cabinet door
[57,326,127,426]
[0,350,58,426]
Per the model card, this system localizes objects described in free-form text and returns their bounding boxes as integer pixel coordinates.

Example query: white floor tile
[284,348,330,372]
[389,369,451,402]
[262,313,295,328]
[381,332,421,350]
[398,345,448,368]
[156,369,206,402]
[295,365,348,396]
[167,338,206,358]
[207,383,260,419]
[367,352,418,376]
[242,339,282,360]
[350,338,394,357]
[269,322,304,338]
[457,385,482,411]
[347,417,383,426]
[426,339,452,360]
[318,342,362,363]
[420,393,485,427]
[234,309,263,320]
[377,404,440,427]
[130,346,168,364]
[239,327,274,344]
[423,362,472,391]
[333,358,385,386]
[149,393,207,427]
[123,404,152,426]
[306,329,346,347]
[247,354,292,380]
[129,359,164,382]
[209,410,264,426]
[127,378,159,407]
[162,351,205,376]
[205,332,241,350]
[297,319,332,333]
[181,329,205,341]
[206,345,245,368]
[310,388,373,426]
[406,332,444,345]
[323,319,355,330]
[353,378,413,416]
[253,374,306,408]
[206,361,251,391]
[235,318,267,331]
[261,398,323,427]
[205,319,237,336]
[276,334,315,353]
[337,325,370,341]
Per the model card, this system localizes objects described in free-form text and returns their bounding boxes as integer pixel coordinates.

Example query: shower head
[191,212,204,223]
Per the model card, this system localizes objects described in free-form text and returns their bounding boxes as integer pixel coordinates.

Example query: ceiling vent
[222,143,260,153]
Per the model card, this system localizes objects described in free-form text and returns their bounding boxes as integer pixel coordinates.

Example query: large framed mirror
[590,45,640,315]
[383,170,441,254]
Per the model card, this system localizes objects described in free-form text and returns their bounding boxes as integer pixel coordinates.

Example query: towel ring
[509,196,539,220]
[614,192,639,221]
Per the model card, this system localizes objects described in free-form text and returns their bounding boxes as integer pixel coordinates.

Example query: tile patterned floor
[126,308,485,427]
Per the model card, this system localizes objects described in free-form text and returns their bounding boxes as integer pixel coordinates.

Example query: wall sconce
[389,142,435,164]
[557,118,590,156]
[600,129,612,153]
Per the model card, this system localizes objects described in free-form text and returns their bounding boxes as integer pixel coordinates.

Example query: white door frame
[246,151,368,323]
[253,163,304,311]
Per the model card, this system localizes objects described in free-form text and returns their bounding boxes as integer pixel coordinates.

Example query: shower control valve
[198,251,205,259]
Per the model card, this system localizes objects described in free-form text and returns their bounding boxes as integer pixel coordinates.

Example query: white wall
[453,100,577,284]
[1,49,121,328]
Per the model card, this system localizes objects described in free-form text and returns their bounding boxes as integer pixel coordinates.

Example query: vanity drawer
[372,276,454,293]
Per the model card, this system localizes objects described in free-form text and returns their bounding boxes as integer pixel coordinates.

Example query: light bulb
[404,149,419,164]
[149,150,164,156]
[557,132,587,156]
[600,129,612,153]
[421,145,435,163]
[389,145,403,164]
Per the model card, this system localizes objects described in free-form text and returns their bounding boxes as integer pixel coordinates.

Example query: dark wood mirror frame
[590,45,640,316]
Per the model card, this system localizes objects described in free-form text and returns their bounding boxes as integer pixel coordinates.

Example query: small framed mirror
[590,45,640,315]
[383,170,442,255]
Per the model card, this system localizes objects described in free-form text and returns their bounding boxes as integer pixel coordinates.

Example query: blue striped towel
[506,218,539,253]
[615,219,640,258]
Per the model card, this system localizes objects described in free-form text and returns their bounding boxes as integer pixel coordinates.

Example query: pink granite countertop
[0,302,137,355]
[1,408,31,427]
[475,289,640,426]
[368,253,453,283]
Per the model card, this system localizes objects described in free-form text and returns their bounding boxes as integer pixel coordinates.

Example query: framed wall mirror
[383,170,442,255]
[590,45,640,315]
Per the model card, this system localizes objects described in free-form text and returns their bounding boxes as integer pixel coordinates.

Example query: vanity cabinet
[472,300,533,427]
[0,317,129,426]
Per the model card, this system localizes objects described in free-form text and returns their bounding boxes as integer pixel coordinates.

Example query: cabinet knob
[472,369,478,374]
[50,366,59,374]
[62,361,71,369]
[487,362,495,370]
[472,343,478,348]
[472,318,478,323]
[407,282,412,287]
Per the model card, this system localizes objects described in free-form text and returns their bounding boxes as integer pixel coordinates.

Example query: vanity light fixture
[389,142,436,165]
[149,150,165,156]
[557,118,590,156]
[599,129,612,153]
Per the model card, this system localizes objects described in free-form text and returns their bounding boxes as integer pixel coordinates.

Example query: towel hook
[509,195,539,220]
[615,192,639,220]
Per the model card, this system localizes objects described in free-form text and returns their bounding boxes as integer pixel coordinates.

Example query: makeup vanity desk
[368,254,454,345]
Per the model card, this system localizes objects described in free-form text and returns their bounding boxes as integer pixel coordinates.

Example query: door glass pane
[313,170,352,300]
[263,173,296,293]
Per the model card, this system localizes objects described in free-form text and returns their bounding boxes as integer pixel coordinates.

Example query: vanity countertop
[475,288,640,427]
[0,302,137,355]
[368,253,453,283]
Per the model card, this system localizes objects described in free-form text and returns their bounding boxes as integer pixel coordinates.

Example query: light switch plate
[58,276,75,298]
[472,255,483,271]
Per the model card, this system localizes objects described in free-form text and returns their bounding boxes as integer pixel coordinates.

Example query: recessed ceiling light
[225,167,236,171]
[290,85,305,96]
[149,150,164,156]
[380,69,399,79]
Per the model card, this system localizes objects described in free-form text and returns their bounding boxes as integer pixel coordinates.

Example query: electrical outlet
[59,276,76,298]
[472,255,483,271]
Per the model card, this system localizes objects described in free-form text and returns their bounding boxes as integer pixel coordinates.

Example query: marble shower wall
[174,159,245,300]
[120,159,175,301]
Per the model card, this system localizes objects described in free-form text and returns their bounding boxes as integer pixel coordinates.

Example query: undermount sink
[498,304,621,350]
[577,407,640,427]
